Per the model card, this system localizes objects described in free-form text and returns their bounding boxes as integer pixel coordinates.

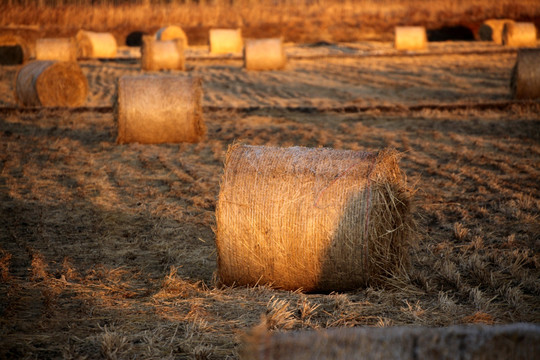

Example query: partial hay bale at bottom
[0,35,31,64]
[15,61,88,107]
[209,28,243,54]
[240,323,540,360]
[115,75,205,144]
[76,30,117,59]
[141,36,185,71]
[511,49,540,99]
[155,25,188,48]
[478,19,514,44]
[394,26,427,50]
[244,38,286,71]
[503,22,537,47]
[216,145,412,292]
[35,37,77,62]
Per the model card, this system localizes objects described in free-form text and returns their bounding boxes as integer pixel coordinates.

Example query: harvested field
[0,40,539,359]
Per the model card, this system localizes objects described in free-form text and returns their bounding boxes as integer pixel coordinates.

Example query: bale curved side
[394,26,427,50]
[511,49,540,99]
[115,75,205,144]
[244,38,286,71]
[76,30,117,59]
[35,37,77,62]
[155,25,188,48]
[478,19,514,44]
[209,28,243,54]
[141,35,185,71]
[502,22,537,47]
[0,34,31,64]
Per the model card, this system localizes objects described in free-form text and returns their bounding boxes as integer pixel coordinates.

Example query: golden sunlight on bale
[35,37,77,62]
[115,75,206,144]
[155,25,188,48]
[216,145,412,292]
[394,26,427,50]
[15,61,88,107]
[244,38,287,71]
[511,49,540,99]
[209,28,243,54]
[478,19,514,45]
[76,30,117,59]
[502,22,538,47]
[141,36,185,71]
[0,34,31,64]
[240,323,540,360]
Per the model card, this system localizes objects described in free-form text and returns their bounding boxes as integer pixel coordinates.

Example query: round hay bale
[0,34,31,64]
[510,49,540,99]
[216,145,412,292]
[126,31,146,47]
[141,35,185,71]
[115,75,206,144]
[478,19,514,44]
[394,26,427,50]
[76,30,117,59]
[155,25,188,48]
[244,38,287,71]
[209,28,243,54]
[502,22,537,47]
[35,37,77,62]
[15,60,88,107]
[0,26,39,59]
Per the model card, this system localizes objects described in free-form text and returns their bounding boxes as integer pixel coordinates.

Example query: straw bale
[0,25,39,59]
[394,26,427,50]
[502,22,537,47]
[240,323,540,360]
[0,34,30,64]
[141,36,185,71]
[510,49,540,99]
[209,28,243,54]
[216,145,412,292]
[155,25,188,48]
[15,60,88,107]
[244,38,287,71]
[35,37,77,62]
[115,75,205,144]
[478,19,514,44]
[76,30,117,59]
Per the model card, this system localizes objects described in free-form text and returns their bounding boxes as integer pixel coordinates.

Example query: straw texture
[511,49,540,99]
[15,60,88,107]
[115,75,206,144]
[244,38,287,71]
[502,22,538,47]
[241,323,540,360]
[155,25,188,48]
[76,30,117,59]
[478,19,514,45]
[209,28,243,54]
[216,145,412,292]
[394,26,427,50]
[141,36,185,71]
[0,34,30,64]
[35,37,77,62]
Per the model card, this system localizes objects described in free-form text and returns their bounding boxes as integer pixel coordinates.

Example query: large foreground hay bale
[216,145,412,292]
[394,26,427,50]
[502,22,537,47]
[141,36,185,71]
[155,25,188,48]
[76,30,117,59]
[15,61,88,107]
[241,323,540,360]
[35,37,77,62]
[0,34,30,64]
[244,38,286,71]
[478,19,514,44]
[115,75,205,144]
[209,28,243,54]
[511,49,540,99]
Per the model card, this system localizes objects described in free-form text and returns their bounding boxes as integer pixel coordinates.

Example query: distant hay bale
[15,60,88,107]
[478,19,514,44]
[502,22,537,47]
[155,25,188,48]
[216,145,412,292]
[209,28,243,54]
[141,36,185,71]
[240,323,540,360]
[76,30,117,59]
[510,49,540,99]
[115,75,206,144]
[244,38,287,71]
[0,34,30,64]
[394,26,427,50]
[35,37,77,62]
[0,25,39,59]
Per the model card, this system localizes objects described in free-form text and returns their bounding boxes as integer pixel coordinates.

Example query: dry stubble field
[0,42,539,359]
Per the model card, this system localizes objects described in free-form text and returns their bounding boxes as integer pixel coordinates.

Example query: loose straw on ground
[141,36,185,71]
[394,26,427,50]
[76,30,117,59]
[244,38,287,71]
[155,25,188,48]
[15,60,88,107]
[216,145,412,292]
[35,37,77,62]
[511,49,540,99]
[502,22,538,47]
[478,19,514,45]
[0,34,30,64]
[209,28,243,54]
[115,75,205,144]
